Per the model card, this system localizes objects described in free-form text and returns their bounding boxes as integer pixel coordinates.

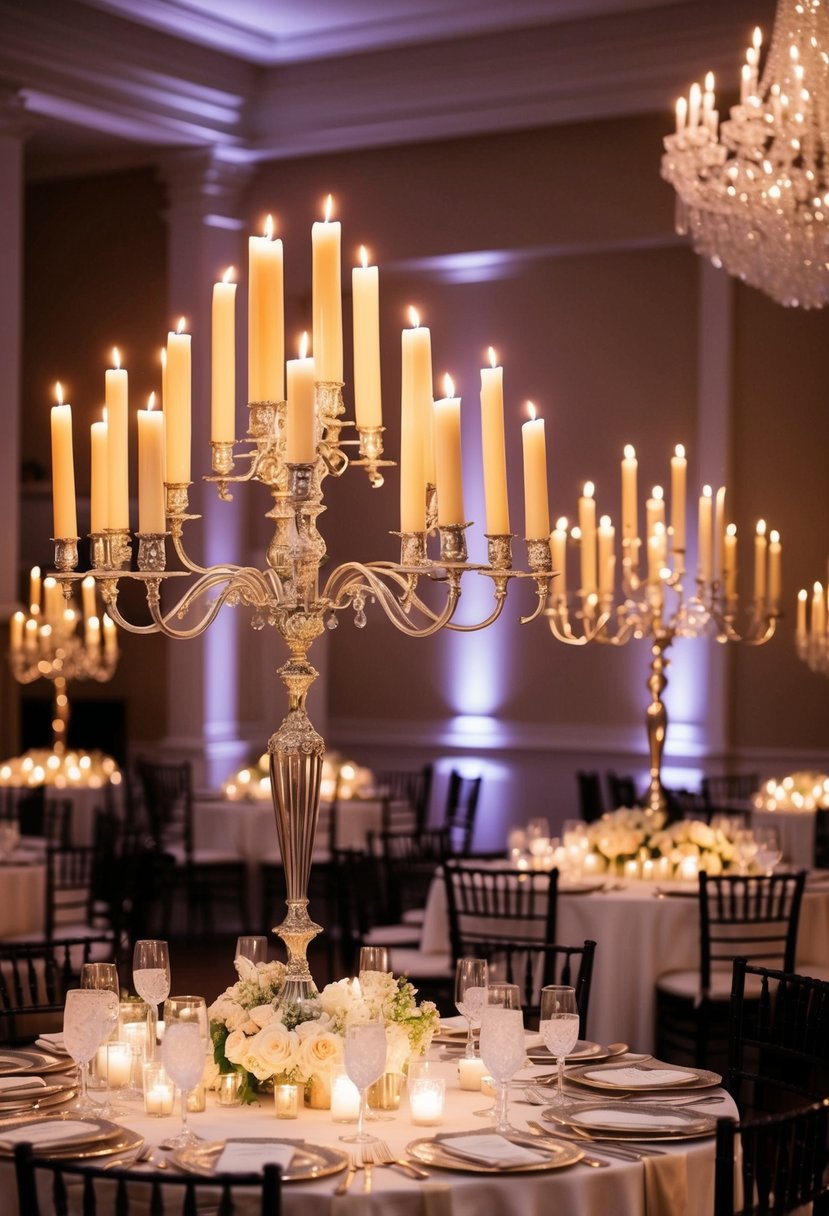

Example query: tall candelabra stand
[9,581,118,753]
[51,389,553,1010]
[795,579,828,676]
[545,532,778,814]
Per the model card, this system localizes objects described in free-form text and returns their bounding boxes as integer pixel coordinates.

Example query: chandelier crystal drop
[661,0,829,309]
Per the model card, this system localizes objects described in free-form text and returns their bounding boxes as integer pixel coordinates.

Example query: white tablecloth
[418,869,829,1053]
[0,860,45,939]
[751,807,815,868]
[193,796,390,858]
[9,1054,736,1216]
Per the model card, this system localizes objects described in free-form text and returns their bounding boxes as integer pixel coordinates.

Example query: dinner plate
[172,1138,348,1182]
[406,1134,583,1173]
[543,1101,717,1141]
[0,1075,76,1103]
[0,1049,74,1077]
[0,1114,139,1159]
[527,1041,630,1065]
[566,1062,721,1091]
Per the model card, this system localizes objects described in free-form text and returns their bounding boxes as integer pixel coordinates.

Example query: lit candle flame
[55,382,64,405]
[176,317,186,335]
[359,245,369,268]
[148,391,156,411]
[770,528,780,543]
[703,484,712,499]
[624,443,636,460]
[727,522,737,537]
[264,214,274,239]
[324,193,333,222]
[488,346,497,368]
[675,443,685,459]
[555,516,568,531]
[814,581,822,594]
[299,331,309,359]
[570,525,582,540]
[652,485,664,500]
[799,588,808,602]
[756,519,767,536]
[600,514,612,529]
[705,71,715,92]
[443,373,454,398]
[408,306,420,328]
[583,481,595,499]
[753,26,762,50]
[526,401,537,422]
[112,347,121,371]
[222,266,234,284]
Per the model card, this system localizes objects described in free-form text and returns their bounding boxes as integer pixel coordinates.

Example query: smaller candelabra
[9,570,119,751]
[545,448,780,812]
[796,574,829,676]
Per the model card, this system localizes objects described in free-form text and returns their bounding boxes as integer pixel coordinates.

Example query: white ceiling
[0,0,776,178]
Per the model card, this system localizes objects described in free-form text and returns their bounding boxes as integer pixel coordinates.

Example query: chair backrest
[576,770,604,822]
[13,1142,282,1216]
[702,773,759,812]
[375,763,433,834]
[135,758,194,858]
[606,771,638,808]
[15,791,73,846]
[443,862,594,1024]
[727,958,829,1115]
[374,827,448,921]
[814,807,829,869]
[714,1099,829,1216]
[0,935,118,1042]
[442,771,482,853]
[698,872,806,996]
[333,848,391,973]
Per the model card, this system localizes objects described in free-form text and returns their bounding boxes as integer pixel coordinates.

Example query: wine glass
[163,995,209,1044]
[160,1021,206,1148]
[132,940,171,1059]
[539,984,580,1106]
[357,945,389,977]
[478,984,525,1134]
[80,962,121,1099]
[733,828,759,876]
[526,818,551,866]
[754,825,783,875]
[63,988,119,1116]
[454,957,488,1059]
[339,1022,387,1145]
[234,936,268,975]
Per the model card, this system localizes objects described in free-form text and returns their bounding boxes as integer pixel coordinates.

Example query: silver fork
[369,1139,430,1179]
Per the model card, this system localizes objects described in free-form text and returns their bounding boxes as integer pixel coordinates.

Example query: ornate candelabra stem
[644,634,672,813]
[52,674,69,753]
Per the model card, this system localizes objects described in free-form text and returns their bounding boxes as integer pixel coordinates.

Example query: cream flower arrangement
[208,961,439,1104]
[753,771,829,812]
[586,807,736,876]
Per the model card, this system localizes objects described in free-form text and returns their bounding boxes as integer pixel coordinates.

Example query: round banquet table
[193,795,393,858]
[0,858,45,939]
[8,1053,737,1216]
[416,866,829,1053]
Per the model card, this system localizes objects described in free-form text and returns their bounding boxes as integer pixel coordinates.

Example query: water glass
[160,1021,205,1147]
[339,1022,387,1144]
[234,936,268,974]
[539,984,580,1105]
[63,988,119,1116]
[479,996,525,1134]
[133,940,171,1059]
[454,957,488,1059]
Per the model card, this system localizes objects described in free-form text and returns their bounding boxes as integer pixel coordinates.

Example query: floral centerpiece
[207,960,439,1105]
[221,750,375,803]
[753,771,829,812]
[587,807,736,876]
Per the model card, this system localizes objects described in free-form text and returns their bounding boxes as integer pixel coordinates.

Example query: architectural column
[0,87,35,759]
[157,150,254,787]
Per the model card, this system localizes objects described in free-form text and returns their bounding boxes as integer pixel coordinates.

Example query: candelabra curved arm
[168,517,256,581]
[545,598,615,644]
[323,560,462,637]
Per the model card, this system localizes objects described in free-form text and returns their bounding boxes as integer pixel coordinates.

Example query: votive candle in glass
[275,1083,300,1119]
[143,1062,174,1116]
[458,1058,488,1090]
[330,1067,361,1122]
[409,1077,445,1126]
[218,1073,243,1107]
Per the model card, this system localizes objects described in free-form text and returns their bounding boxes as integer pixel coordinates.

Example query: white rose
[224,1029,250,1065]
[249,1004,277,1029]
[688,821,715,849]
[296,1012,334,1040]
[297,1031,343,1079]
[244,1023,300,1081]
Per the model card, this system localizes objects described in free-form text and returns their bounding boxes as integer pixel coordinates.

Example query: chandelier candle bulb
[286,333,316,464]
[698,486,713,582]
[137,394,166,535]
[311,194,343,383]
[105,349,129,530]
[754,521,768,602]
[713,487,727,583]
[670,445,687,556]
[812,583,825,639]
[434,374,465,527]
[29,567,41,616]
[550,517,568,597]
[211,268,236,444]
[621,444,639,548]
[598,515,615,595]
[90,412,109,534]
[688,81,701,128]
[480,348,510,535]
[400,310,430,532]
[352,246,382,429]
[675,96,687,134]
[165,320,192,485]
[86,615,101,654]
[797,588,807,640]
[768,530,782,609]
[521,404,550,539]
[81,576,96,623]
[578,482,598,594]
[248,215,284,404]
[10,612,23,651]
[723,524,738,599]
[645,486,665,540]
[50,385,78,539]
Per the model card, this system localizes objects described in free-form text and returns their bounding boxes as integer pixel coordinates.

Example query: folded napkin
[574,1108,690,1130]
[0,1077,47,1092]
[35,1033,66,1054]
[0,1119,98,1147]
[583,1067,695,1088]
[215,1141,295,1174]
[436,1133,547,1168]
[644,1150,688,1215]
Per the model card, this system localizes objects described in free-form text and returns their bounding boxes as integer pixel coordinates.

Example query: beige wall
[17,112,829,829]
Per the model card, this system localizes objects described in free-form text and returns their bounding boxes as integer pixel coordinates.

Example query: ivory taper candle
[165,319,191,484]
[211,267,236,444]
[433,373,465,526]
[312,194,343,383]
[400,308,429,532]
[670,443,687,556]
[550,517,568,596]
[105,348,129,529]
[90,412,109,534]
[138,393,166,533]
[480,347,510,535]
[352,246,382,429]
[248,214,284,403]
[698,485,713,582]
[754,520,767,602]
[521,403,550,540]
[578,481,597,594]
[286,333,316,463]
[50,383,77,539]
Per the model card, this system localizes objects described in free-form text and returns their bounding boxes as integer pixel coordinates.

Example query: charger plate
[0,1114,142,1160]
[172,1138,348,1182]
[527,1041,633,1065]
[566,1062,721,1092]
[407,1134,582,1173]
[0,1049,74,1077]
[0,1075,76,1104]
[543,1101,717,1141]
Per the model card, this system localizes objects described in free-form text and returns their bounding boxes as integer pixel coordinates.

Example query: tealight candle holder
[274,1083,300,1119]
[218,1072,243,1107]
[409,1077,445,1126]
[330,1066,361,1123]
[106,1042,132,1090]
[458,1057,488,1091]
[143,1062,174,1116]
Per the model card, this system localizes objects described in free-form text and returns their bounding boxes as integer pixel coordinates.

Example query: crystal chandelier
[661,0,829,309]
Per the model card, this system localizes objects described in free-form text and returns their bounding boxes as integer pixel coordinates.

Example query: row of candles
[673,27,765,138]
[9,567,117,657]
[796,564,829,643]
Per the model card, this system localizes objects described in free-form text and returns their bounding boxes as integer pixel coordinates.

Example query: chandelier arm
[519,578,556,626]
[323,562,449,628]
[168,522,249,580]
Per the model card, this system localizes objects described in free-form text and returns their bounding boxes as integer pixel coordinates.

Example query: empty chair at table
[655,870,807,1072]
[814,807,829,869]
[440,770,482,854]
[606,771,639,809]
[702,773,759,815]
[14,1143,282,1216]
[713,1099,829,1216]
[726,959,829,1117]
[576,770,604,822]
[375,762,433,835]
[0,933,118,1043]
[135,758,248,936]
